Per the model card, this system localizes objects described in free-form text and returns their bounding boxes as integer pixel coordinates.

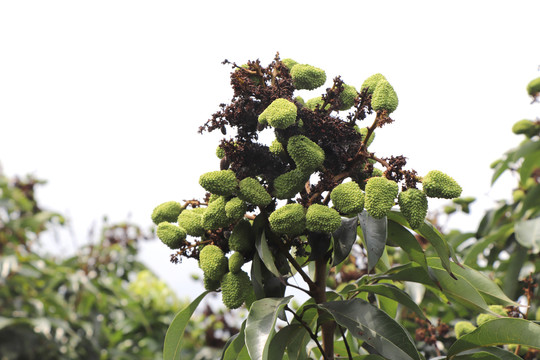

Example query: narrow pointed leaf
[267,324,303,360]
[461,347,523,360]
[447,318,540,358]
[222,321,246,360]
[164,291,209,360]
[387,220,428,270]
[256,230,282,278]
[245,296,293,360]
[380,263,491,313]
[320,299,422,360]
[426,258,519,306]
[358,210,387,271]
[357,283,427,320]
[332,216,359,266]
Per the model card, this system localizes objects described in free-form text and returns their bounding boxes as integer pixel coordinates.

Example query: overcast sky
[1,1,539,299]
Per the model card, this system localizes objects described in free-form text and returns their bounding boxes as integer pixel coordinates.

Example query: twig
[338,325,353,360]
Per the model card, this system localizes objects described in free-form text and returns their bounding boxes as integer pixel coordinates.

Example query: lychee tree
[152,55,540,359]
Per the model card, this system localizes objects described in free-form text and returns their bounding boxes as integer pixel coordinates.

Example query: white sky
[1,1,540,299]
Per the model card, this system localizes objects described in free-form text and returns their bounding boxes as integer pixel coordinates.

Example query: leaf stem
[338,325,353,360]
[285,306,329,360]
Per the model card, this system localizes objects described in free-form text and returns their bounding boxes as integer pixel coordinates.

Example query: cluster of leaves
[0,172,232,359]
[154,56,540,359]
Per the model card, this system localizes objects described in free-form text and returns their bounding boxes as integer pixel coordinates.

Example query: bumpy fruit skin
[269,139,286,158]
[281,58,298,69]
[203,274,220,291]
[371,80,398,114]
[488,305,507,317]
[273,168,309,199]
[258,98,297,129]
[294,96,305,106]
[225,197,247,221]
[229,219,254,254]
[305,204,342,233]
[238,177,272,206]
[306,96,330,111]
[269,203,306,235]
[290,64,326,90]
[526,77,540,96]
[201,196,231,230]
[365,177,399,219]
[216,146,226,159]
[422,170,462,199]
[454,321,476,338]
[151,201,182,225]
[177,207,206,236]
[199,245,228,281]
[398,188,428,229]
[476,313,497,326]
[339,84,358,111]
[330,181,365,215]
[361,73,387,94]
[156,222,186,249]
[228,252,244,273]
[287,135,325,173]
[220,270,251,309]
[512,119,539,137]
[199,170,238,196]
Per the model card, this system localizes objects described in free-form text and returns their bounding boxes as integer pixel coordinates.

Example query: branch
[338,325,353,360]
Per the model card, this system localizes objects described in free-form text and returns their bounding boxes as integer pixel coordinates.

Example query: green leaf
[245,296,293,360]
[387,220,428,270]
[332,216,359,266]
[357,283,427,320]
[519,149,540,182]
[222,321,246,360]
[520,183,540,215]
[267,324,303,360]
[358,210,387,271]
[513,137,540,160]
[380,263,491,313]
[388,211,456,278]
[447,318,540,358]
[514,217,540,253]
[491,154,512,185]
[461,347,523,360]
[319,299,422,360]
[464,224,515,267]
[287,307,318,360]
[426,258,519,307]
[502,244,528,298]
[256,230,282,278]
[163,291,209,360]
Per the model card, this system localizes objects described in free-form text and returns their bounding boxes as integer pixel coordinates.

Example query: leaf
[387,220,428,270]
[332,216,359,266]
[358,210,387,271]
[388,210,456,278]
[357,283,427,320]
[222,321,246,360]
[447,318,540,358]
[513,137,540,160]
[426,258,519,307]
[461,347,523,360]
[519,149,540,182]
[380,263,492,313]
[163,291,209,360]
[319,299,422,360]
[256,230,282,278]
[288,307,318,360]
[502,244,528,298]
[245,296,293,360]
[267,324,304,360]
[514,218,540,253]
[464,224,515,267]
[520,183,540,215]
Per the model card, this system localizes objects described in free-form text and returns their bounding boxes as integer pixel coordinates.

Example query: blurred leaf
[288,307,318,360]
[447,318,540,358]
[163,291,209,360]
[245,296,292,360]
[358,210,387,271]
[319,299,422,360]
[519,150,540,182]
[461,347,523,360]
[332,216,359,266]
[514,217,540,253]
[464,224,515,267]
